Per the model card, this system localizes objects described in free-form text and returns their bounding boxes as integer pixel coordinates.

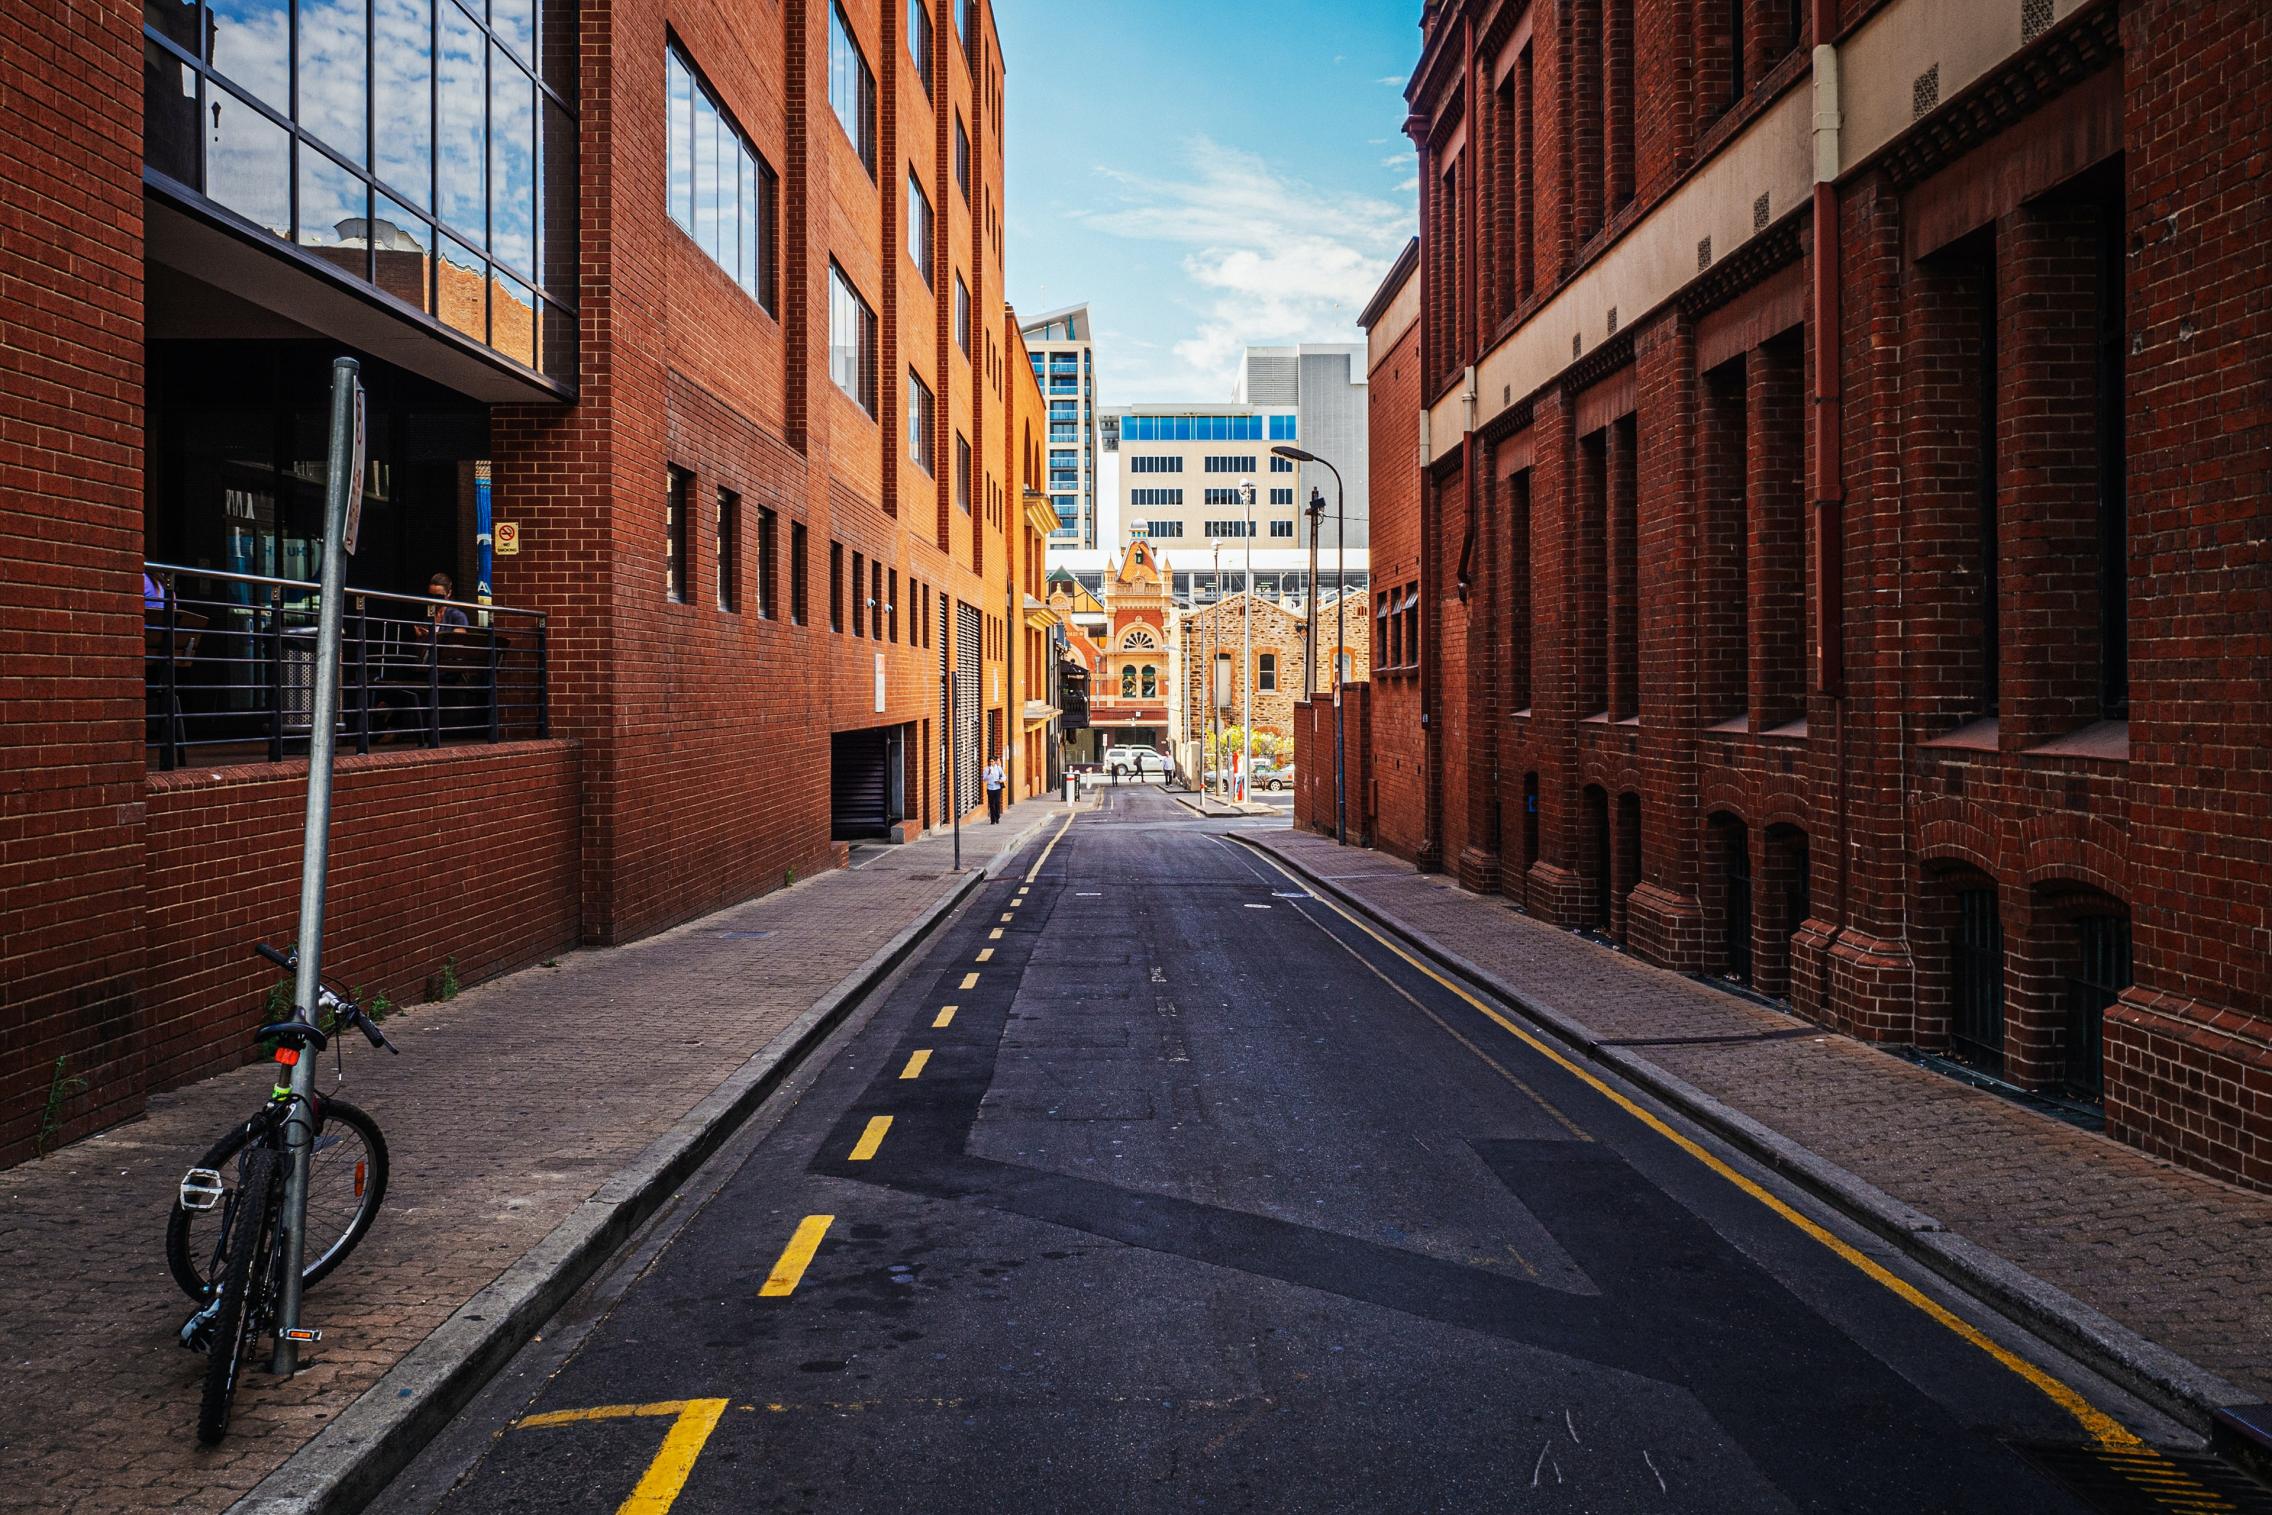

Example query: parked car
[1104,748,1171,778]
[1254,761,1296,791]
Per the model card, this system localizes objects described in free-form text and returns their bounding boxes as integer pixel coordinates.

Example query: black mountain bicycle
[171,941,397,1444]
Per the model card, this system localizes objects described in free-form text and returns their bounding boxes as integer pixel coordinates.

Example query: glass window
[829,263,876,413]
[435,0,487,237]
[1258,653,1277,692]
[908,0,932,88]
[207,0,289,111]
[955,433,972,511]
[438,234,486,339]
[667,43,777,311]
[491,0,532,59]
[953,113,969,201]
[297,147,368,265]
[1270,487,1293,505]
[1270,454,1293,472]
[666,467,691,602]
[372,0,434,208]
[716,489,741,612]
[829,4,876,174]
[297,0,367,161]
[907,170,933,284]
[954,273,970,354]
[1269,519,1294,538]
[490,45,536,276]
[204,85,290,237]
[907,368,935,472]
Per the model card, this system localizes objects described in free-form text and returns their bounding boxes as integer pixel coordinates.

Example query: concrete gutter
[1231,833,2259,1444]
[229,866,987,1515]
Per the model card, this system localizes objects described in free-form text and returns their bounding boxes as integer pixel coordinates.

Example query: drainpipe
[1810,1,1851,942]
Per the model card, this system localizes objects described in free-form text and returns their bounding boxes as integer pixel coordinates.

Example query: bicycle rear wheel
[169,1098,389,1301]
[197,1143,278,1445]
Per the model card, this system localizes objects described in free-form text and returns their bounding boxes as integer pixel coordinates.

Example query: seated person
[413,571,470,639]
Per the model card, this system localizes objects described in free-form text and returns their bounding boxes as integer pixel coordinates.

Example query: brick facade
[1371,0,2272,1191]
[0,0,1024,1162]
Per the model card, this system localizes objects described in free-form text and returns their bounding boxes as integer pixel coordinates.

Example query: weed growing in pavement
[438,956,460,1001]
[33,1055,87,1157]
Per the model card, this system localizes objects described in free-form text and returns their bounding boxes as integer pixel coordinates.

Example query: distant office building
[1238,344,1369,551]
[1021,304,1100,548]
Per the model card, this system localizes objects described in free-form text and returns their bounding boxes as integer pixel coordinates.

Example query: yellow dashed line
[933,1005,958,1028]
[900,1049,931,1080]
[976,947,994,962]
[960,971,980,989]
[999,912,1015,923]
[989,927,1004,940]
[758,1215,834,1297]
[849,1115,893,1161]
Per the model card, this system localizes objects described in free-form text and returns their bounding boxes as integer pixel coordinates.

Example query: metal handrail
[142,563,549,770]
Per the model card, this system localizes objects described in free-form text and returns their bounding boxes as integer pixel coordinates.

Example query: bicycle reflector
[273,1046,299,1066]
[354,1161,367,1198]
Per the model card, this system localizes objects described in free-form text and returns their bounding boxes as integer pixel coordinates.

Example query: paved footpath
[0,800,1069,1515]
[1247,828,2272,1416]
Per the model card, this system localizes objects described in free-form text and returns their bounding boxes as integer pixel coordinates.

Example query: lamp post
[1272,445,1343,843]
[1304,486,1324,700]
[1239,478,1255,805]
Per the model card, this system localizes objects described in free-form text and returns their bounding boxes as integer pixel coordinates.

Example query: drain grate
[2011,1442,2272,1514]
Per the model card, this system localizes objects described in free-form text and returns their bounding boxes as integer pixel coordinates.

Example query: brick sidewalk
[0,801,1066,1515]
[1248,829,2272,1406]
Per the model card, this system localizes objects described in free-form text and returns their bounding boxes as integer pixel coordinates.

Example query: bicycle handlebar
[250,939,398,1053]
[256,942,294,970]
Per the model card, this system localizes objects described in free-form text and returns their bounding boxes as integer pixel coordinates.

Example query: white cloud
[1394,175,1419,193]
[1380,153,1409,169]
[1073,136,1414,400]
[1376,75,1405,87]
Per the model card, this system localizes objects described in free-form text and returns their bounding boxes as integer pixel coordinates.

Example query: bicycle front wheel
[169,1098,389,1302]
[197,1144,279,1445]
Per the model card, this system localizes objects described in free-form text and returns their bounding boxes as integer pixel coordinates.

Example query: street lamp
[1272,444,1345,844]
[1239,478,1255,805]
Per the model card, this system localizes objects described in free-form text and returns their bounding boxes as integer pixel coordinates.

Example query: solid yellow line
[932,1005,958,1028]
[976,947,994,962]
[960,971,980,990]
[518,1400,694,1430]
[758,1215,834,1297]
[1024,812,1076,883]
[849,1115,893,1161]
[989,927,1004,940]
[619,1398,729,1515]
[1247,846,2146,1454]
[900,1049,931,1080]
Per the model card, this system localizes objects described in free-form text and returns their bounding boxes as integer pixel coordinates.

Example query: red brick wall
[0,0,147,1159]
[140,743,581,1092]
[1369,308,1427,862]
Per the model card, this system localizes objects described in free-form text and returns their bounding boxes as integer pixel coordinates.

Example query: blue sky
[997,1,1421,407]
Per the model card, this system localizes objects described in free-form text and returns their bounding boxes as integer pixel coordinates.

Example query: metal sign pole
[949,667,961,871]
[273,357,361,1375]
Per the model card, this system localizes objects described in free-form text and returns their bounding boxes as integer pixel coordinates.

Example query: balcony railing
[143,563,547,770]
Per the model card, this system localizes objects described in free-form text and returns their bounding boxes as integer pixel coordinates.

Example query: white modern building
[1020,303,1100,549]
[1236,343,1369,551]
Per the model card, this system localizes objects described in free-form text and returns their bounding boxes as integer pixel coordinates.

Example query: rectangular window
[667,44,777,311]
[1258,653,1277,693]
[888,568,899,641]
[829,4,876,174]
[955,273,971,354]
[907,369,936,472]
[850,550,865,637]
[666,467,691,602]
[956,433,972,512]
[1203,487,1244,506]
[1577,428,1609,714]
[1129,488,1184,507]
[907,170,933,285]
[757,505,778,619]
[907,0,932,89]
[1128,456,1183,474]
[871,560,883,638]
[1269,455,1293,472]
[1269,519,1294,538]
[792,521,809,624]
[830,541,844,630]
[954,114,970,201]
[1269,488,1293,505]
[1510,469,1534,708]
[1202,519,1255,538]
[715,488,741,612]
[830,263,876,413]
[1144,520,1185,538]
[1701,360,1748,722]
[1204,455,1259,473]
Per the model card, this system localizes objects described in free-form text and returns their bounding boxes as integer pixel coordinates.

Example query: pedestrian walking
[983,754,1005,824]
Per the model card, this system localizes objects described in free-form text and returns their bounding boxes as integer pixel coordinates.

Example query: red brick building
[1,0,1033,1161]
[1319,0,2271,1190]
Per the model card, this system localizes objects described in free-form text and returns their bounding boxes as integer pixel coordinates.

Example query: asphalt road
[388,787,2224,1514]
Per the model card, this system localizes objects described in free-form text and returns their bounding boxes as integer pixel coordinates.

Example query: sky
[996,0,1421,410]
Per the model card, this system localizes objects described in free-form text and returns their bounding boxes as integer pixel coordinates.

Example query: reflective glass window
[373,0,434,207]
[490,44,536,276]
[667,50,693,226]
[908,170,933,284]
[908,0,932,88]
[435,1,487,237]
[207,0,290,111]
[204,85,290,236]
[830,263,876,413]
[297,0,366,161]
[297,147,368,266]
[666,42,778,312]
[829,4,875,174]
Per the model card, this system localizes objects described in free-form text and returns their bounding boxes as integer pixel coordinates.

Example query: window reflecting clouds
[144,0,574,378]
[666,41,777,312]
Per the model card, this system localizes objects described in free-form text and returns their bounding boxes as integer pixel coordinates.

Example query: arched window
[1120,665,1136,698]
[1141,664,1158,697]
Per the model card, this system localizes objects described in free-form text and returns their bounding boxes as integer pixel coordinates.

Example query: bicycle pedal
[279,1327,321,1343]
[179,1167,225,1211]
[179,1299,221,1353]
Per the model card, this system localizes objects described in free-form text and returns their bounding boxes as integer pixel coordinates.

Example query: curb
[229,866,988,1515]
[1230,832,2256,1442]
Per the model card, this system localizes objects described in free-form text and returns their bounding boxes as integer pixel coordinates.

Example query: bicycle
[171,941,398,1444]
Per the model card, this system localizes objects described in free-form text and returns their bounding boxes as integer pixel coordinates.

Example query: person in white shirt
[983,755,1006,823]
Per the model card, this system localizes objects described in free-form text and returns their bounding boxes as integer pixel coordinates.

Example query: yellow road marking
[933,1005,958,1028]
[1244,845,2146,1454]
[960,971,980,990]
[999,912,1014,923]
[976,947,995,962]
[900,1049,932,1080]
[758,1215,833,1297]
[849,1115,893,1161]
[516,1399,729,1515]
[1024,812,1076,883]
[989,927,1004,940]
